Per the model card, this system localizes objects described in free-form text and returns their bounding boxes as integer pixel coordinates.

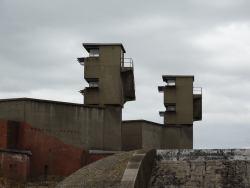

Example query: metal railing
[121,58,134,68]
[193,87,202,95]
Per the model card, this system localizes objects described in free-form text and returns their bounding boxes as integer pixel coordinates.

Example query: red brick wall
[17,122,87,179]
[0,120,8,148]
[0,151,30,182]
[0,119,114,181]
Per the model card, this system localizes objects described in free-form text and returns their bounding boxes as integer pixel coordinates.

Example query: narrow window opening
[44,165,48,180]
[166,105,176,112]
[89,49,99,57]
[166,79,176,86]
[89,81,99,88]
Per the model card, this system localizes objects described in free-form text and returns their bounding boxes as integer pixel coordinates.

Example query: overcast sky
[1,0,250,149]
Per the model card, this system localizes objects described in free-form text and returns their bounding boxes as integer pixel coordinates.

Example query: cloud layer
[1,0,250,148]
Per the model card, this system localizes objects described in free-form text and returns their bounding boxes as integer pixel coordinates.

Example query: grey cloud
[1,0,250,148]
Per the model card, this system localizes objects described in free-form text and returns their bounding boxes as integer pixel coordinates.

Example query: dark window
[7,121,20,149]
[89,49,99,57]
[44,165,48,180]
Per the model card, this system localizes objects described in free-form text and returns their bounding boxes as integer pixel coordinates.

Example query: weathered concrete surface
[161,125,193,149]
[56,151,134,188]
[122,120,163,151]
[122,120,193,150]
[83,45,133,106]
[150,149,250,188]
[162,76,194,125]
[103,106,122,151]
[122,120,142,151]
[0,98,121,151]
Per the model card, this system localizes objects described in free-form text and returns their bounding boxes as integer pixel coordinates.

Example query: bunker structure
[0,43,202,183]
[77,43,135,106]
[157,75,202,148]
[77,43,136,151]
[122,75,202,150]
[158,75,202,125]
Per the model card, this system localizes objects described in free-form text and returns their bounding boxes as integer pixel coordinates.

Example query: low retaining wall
[0,149,31,182]
[150,149,250,187]
[121,149,156,188]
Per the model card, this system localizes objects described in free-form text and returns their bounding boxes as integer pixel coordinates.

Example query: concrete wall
[162,125,193,149]
[0,98,121,151]
[175,77,193,124]
[122,121,142,151]
[141,122,162,150]
[122,120,162,151]
[101,46,123,105]
[104,106,122,150]
[163,77,193,125]
[122,120,193,150]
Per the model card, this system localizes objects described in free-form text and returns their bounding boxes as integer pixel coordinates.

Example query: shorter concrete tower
[158,75,202,148]
[159,75,202,125]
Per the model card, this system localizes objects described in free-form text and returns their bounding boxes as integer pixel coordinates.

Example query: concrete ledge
[157,149,250,161]
[0,148,32,156]
[121,149,156,188]
[122,120,163,127]
[0,97,104,108]
[88,150,120,154]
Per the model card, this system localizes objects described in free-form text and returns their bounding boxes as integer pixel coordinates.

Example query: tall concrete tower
[78,43,135,106]
[158,75,202,148]
[78,43,135,150]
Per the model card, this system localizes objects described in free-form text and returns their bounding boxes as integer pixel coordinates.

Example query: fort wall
[0,98,121,150]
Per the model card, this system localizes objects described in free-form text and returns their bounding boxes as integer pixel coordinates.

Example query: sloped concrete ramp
[56,151,134,188]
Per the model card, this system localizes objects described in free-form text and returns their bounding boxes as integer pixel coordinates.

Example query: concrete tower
[78,43,135,106]
[78,43,135,150]
[158,75,202,148]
